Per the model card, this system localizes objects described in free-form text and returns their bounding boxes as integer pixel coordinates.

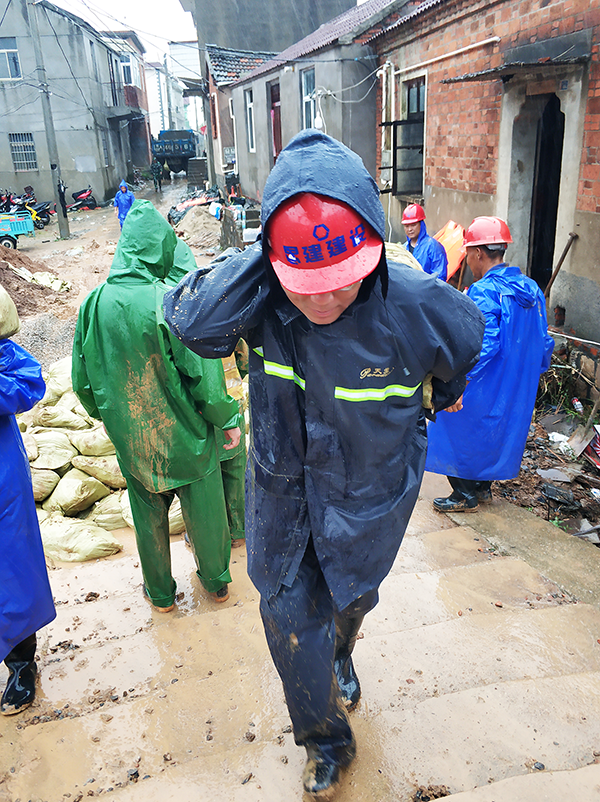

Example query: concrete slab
[446,499,600,606]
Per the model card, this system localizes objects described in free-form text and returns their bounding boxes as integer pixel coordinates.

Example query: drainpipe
[393,36,500,76]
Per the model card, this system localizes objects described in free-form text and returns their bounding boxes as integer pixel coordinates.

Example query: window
[101,130,109,167]
[390,76,425,196]
[0,37,21,80]
[89,40,99,81]
[244,89,255,152]
[119,54,139,87]
[301,68,315,129]
[9,133,38,171]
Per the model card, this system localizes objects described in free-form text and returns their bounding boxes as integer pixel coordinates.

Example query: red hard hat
[401,203,425,224]
[465,216,513,247]
[266,193,383,294]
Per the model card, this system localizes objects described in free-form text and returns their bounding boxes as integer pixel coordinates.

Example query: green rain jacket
[72,200,242,493]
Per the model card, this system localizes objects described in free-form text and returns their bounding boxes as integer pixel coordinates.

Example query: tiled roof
[236,0,407,83]
[206,44,277,86]
[366,0,446,41]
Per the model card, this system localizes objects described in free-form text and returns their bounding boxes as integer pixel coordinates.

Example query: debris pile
[18,357,185,563]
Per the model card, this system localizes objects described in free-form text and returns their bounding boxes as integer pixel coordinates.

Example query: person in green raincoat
[169,241,247,548]
[72,200,242,610]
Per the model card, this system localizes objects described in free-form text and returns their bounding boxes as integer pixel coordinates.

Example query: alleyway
[2,475,600,802]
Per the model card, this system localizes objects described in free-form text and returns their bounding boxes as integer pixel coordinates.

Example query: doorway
[269,82,282,165]
[528,94,565,289]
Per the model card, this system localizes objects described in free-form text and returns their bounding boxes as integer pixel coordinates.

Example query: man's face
[403,220,421,242]
[466,246,484,280]
[282,281,362,325]
[121,186,127,193]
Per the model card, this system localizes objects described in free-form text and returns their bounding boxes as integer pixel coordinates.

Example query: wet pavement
[2,474,600,801]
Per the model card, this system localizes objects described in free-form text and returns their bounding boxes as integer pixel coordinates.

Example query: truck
[151,130,200,174]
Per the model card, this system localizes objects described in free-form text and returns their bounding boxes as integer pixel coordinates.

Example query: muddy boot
[1,634,37,716]
[433,491,478,512]
[475,481,493,504]
[333,614,364,711]
[303,739,356,799]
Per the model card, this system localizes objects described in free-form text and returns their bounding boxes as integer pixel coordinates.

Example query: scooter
[1,190,46,229]
[65,185,97,212]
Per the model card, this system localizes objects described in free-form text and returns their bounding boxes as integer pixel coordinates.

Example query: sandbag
[87,492,127,531]
[0,282,19,338]
[39,357,72,406]
[68,426,116,457]
[56,391,96,426]
[121,489,185,535]
[40,514,122,562]
[21,431,38,462]
[31,430,78,471]
[33,405,90,430]
[30,468,61,502]
[42,468,110,516]
[72,455,127,489]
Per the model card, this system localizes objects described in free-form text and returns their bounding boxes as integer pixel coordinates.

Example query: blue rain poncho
[113,180,135,227]
[426,264,554,480]
[1,340,56,661]
[404,221,448,281]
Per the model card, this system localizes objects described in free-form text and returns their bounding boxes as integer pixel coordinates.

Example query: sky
[52,0,197,61]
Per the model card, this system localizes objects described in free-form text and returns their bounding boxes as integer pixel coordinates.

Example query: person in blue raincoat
[114,179,135,228]
[426,216,555,512]
[0,285,56,715]
[402,203,448,281]
[163,130,485,798]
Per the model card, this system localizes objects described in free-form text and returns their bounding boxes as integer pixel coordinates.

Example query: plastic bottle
[572,397,584,414]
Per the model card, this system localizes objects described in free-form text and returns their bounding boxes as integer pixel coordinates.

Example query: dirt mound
[175,205,221,250]
[0,254,76,319]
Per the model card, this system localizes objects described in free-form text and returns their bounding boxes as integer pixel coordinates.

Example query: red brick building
[370,0,600,340]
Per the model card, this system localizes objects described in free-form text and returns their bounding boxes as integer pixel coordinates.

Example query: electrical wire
[0,0,12,29]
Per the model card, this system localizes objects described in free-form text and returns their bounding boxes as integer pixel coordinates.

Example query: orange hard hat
[465,216,513,247]
[401,203,425,224]
[266,193,383,295]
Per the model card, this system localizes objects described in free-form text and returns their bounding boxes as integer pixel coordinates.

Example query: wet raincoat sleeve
[163,243,270,358]
[72,305,102,421]
[0,338,46,415]
[169,333,242,432]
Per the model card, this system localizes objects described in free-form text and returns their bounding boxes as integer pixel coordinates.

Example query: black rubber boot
[432,492,479,512]
[1,633,37,716]
[475,481,493,503]
[303,739,356,799]
[333,614,364,711]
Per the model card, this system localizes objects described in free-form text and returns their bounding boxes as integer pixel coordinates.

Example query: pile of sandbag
[18,357,185,562]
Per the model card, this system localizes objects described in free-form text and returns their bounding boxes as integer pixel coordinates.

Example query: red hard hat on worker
[465,216,513,247]
[267,193,383,295]
[401,203,426,224]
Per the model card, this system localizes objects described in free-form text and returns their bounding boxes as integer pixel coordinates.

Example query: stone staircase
[2,483,600,802]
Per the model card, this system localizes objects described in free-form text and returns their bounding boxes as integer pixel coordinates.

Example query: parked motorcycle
[57,182,97,213]
[0,189,46,229]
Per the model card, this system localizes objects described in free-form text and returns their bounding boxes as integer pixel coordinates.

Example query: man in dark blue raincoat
[426,216,554,512]
[163,130,485,798]
[1,285,56,715]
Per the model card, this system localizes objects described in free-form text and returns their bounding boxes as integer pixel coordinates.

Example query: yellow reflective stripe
[253,346,306,390]
[334,382,421,402]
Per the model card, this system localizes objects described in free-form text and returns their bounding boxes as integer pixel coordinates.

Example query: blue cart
[0,211,34,249]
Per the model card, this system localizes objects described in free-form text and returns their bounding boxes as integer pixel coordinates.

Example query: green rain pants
[220,427,246,544]
[126,469,232,607]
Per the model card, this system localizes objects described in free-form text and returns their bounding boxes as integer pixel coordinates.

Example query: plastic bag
[72,455,126,489]
[40,514,122,562]
[68,426,116,457]
[31,430,78,471]
[39,358,72,406]
[42,468,110,516]
[87,492,127,531]
[30,468,61,502]
[0,282,19,338]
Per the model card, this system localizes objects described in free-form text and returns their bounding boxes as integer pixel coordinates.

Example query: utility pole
[27,0,70,238]
[164,55,173,129]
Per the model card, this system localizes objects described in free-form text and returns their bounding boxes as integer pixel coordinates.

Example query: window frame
[388,73,426,198]
[301,67,316,129]
[9,133,38,171]
[244,88,256,153]
[0,37,21,81]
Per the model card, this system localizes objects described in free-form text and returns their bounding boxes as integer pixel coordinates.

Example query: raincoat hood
[261,130,385,240]
[119,180,129,191]
[485,264,538,308]
[108,200,177,283]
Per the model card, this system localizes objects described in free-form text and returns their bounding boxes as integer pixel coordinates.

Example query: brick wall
[371,0,600,208]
